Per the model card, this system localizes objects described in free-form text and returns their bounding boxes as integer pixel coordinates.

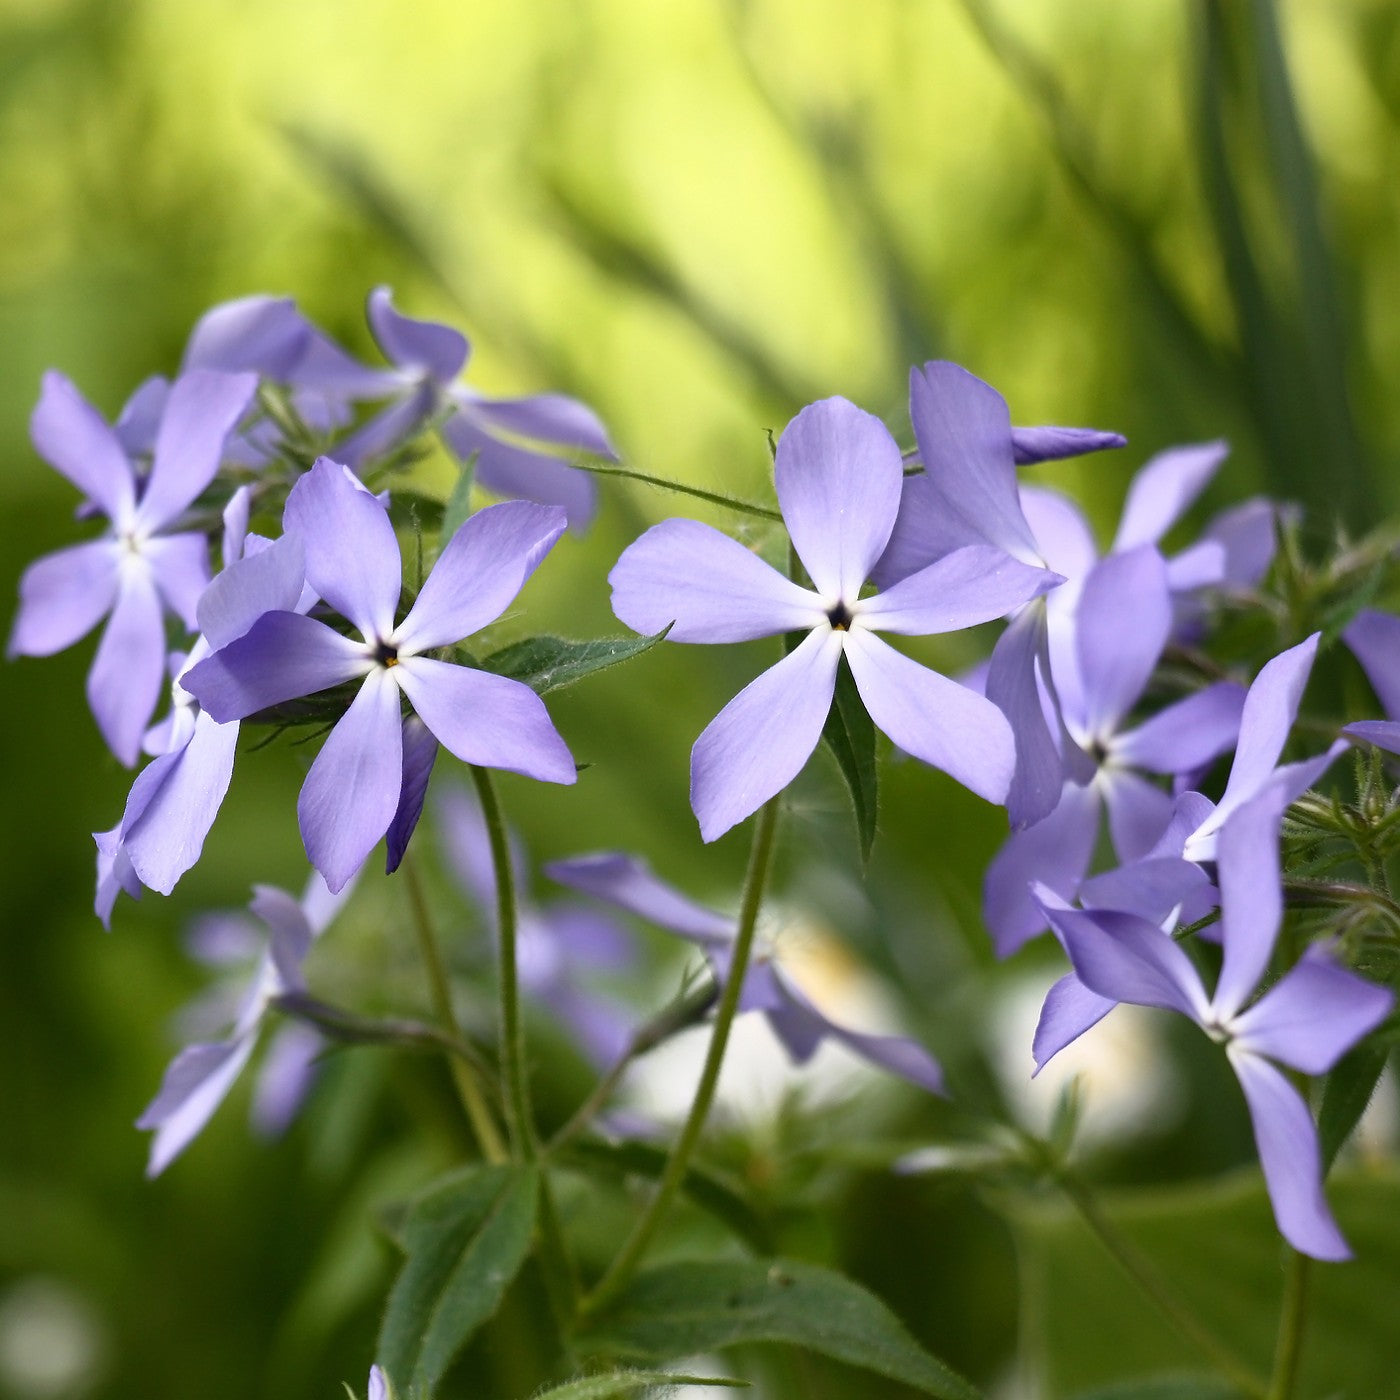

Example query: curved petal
[690,627,841,842]
[385,714,440,874]
[1075,546,1171,738]
[123,712,239,894]
[1229,1050,1350,1261]
[367,286,468,381]
[282,457,402,639]
[873,473,982,585]
[196,532,307,648]
[1164,539,1226,591]
[1101,768,1174,863]
[298,669,403,892]
[247,886,315,992]
[1112,441,1228,552]
[30,371,135,522]
[181,610,371,722]
[907,361,1036,563]
[7,540,118,658]
[545,852,734,945]
[395,500,567,654]
[251,1023,322,1135]
[1032,973,1117,1073]
[146,531,212,631]
[775,396,903,600]
[394,657,576,784]
[1111,682,1246,774]
[1012,425,1127,465]
[984,781,1101,957]
[444,413,598,529]
[1079,856,1213,924]
[182,295,313,378]
[138,1035,257,1176]
[1345,719,1400,755]
[1020,486,1098,582]
[457,389,615,458]
[609,518,822,643]
[115,375,170,457]
[985,605,1062,825]
[1233,948,1393,1075]
[845,630,1015,804]
[1044,905,1207,1020]
[88,562,166,766]
[1205,497,1287,586]
[860,545,1057,636]
[1343,608,1400,720]
[137,369,258,531]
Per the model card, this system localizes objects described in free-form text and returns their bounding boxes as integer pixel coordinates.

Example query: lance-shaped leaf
[577,1258,980,1400]
[481,628,671,695]
[376,1164,538,1395]
[821,652,878,864]
[530,1371,748,1399]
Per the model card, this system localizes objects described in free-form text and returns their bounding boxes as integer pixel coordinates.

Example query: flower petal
[385,714,440,874]
[462,389,615,458]
[985,605,1061,823]
[7,540,118,658]
[30,371,135,522]
[394,657,576,784]
[196,532,307,649]
[333,384,437,470]
[183,295,313,378]
[690,627,842,842]
[775,396,903,600]
[367,286,469,381]
[181,610,371,722]
[1011,425,1127,465]
[1111,441,1228,551]
[395,500,566,654]
[138,1035,257,1176]
[1110,682,1246,774]
[283,457,402,639]
[1101,768,1174,863]
[444,412,598,528]
[1032,973,1117,1073]
[146,531,212,631]
[1232,948,1392,1075]
[136,369,257,531]
[1019,486,1099,581]
[860,545,1058,635]
[1343,608,1400,720]
[1229,1050,1350,1260]
[88,562,166,766]
[545,852,735,945]
[610,518,822,642]
[298,669,403,892]
[845,630,1015,804]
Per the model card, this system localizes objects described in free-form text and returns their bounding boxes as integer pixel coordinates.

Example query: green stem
[581,796,782,1318]
[568,459,782,522]
[1267,1247,1310,1400]
[404,856,508,1164]
[1056,1169,1269,1398]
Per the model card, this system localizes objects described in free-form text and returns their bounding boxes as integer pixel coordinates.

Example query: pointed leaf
[440,451,478,548]
[578,1258,980,1400]
[1067,1379,1242,1400]
[529,1371,748,1399]
[1318,1041,1391,1170]
[376,1164,538,1395]
[480,628,671,695]
[819,652,878,864]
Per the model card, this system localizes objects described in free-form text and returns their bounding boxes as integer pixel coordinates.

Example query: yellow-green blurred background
[4,1,1400,1396]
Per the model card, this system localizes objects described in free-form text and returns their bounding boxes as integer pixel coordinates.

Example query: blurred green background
[4,1,1400,1396]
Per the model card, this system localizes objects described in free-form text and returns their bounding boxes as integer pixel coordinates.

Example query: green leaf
[481,629,671,696]
[376,1165,538,1396]
[528,1370,748,1399]
[1318,1042,1391,1169]
[440,452,478,547]
[1013,1169,1400,1397]
[1067,1379,1242,1400]
[820,653,878,864]
[561,1138,772,1254]
[578,1258,980,1400]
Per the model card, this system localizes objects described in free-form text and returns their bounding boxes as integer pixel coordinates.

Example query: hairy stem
[1267,1247,1310,1400]
[581,796,782,1318]
[404,855,508,1164]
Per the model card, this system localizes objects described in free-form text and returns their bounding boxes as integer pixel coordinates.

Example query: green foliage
[577,1257,982,1400]
[820,654,879,865]
[1066,1380,1242,1400]
[529,1371,748,1399]
[439,452,478,547]
[376,1165,539,1396]
[481,628,672,695]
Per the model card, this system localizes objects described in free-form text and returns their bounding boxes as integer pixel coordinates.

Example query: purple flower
[138,873,352,1174]
[984,546,1246,953]
[341,288,617,529]
[547,851,944,1093]
[1037,788,1392,1260]
[8,368,256,763]
[610,395,1055,841]
[437,785,636,1066]
[1341,608,1400,756]
[183,459,576,891]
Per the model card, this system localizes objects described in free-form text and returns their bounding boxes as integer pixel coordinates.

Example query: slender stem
[1267,1247,1311,1400]
[404,856,508,1164]
[581,797,782,1318]
[468,764,536,1159]
[567,459,783,522]
[1056,1170,1269,1399]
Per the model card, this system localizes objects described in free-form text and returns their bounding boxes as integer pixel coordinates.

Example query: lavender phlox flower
[367,1366,391,1400]
[984,546,1246,954]
[1036,788,1393,1260]
[610,395,1056,841]
[336,287,617,529]
[92,491,316,924]
[138,871,354,1174]
[1340,608,1400,756]
[547,851,944,1093]
[183,458,576,891]
[9,368,257,763]
[436,785,636,1066]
